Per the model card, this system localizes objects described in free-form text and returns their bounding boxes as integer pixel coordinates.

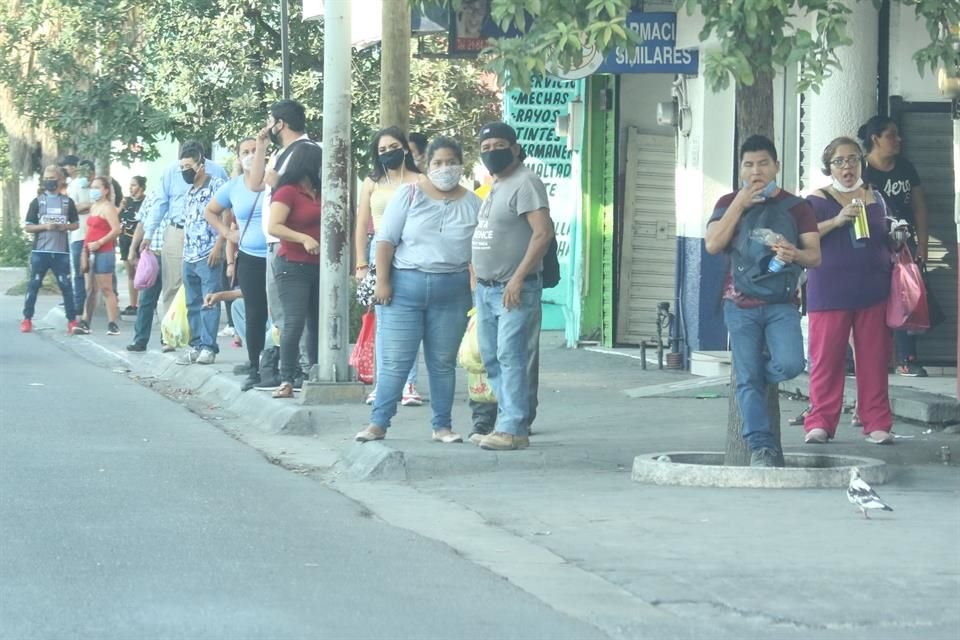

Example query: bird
[847,467,893,519]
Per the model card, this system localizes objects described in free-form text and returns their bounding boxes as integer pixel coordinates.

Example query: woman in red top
[75,176,121,335]
[266,144,322,398]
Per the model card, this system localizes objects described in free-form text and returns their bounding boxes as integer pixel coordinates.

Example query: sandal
[272,382,294,399]
[788,405,811,426]
[432,429,463,444]
[355,426,386,442]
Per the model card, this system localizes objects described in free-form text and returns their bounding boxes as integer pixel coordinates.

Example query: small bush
[0,227,31,267]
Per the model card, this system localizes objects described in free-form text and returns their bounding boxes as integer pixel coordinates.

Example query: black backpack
[730,195,803,304]
[542,237,560,289]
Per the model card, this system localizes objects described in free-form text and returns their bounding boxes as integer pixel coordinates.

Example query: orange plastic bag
[350,310,376,384]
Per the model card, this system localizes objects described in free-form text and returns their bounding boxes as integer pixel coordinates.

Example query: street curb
[38,307,351,436]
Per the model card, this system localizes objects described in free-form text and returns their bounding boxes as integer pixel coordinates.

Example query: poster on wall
[504,77,584,331]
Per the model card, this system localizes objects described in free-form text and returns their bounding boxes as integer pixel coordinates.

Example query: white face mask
[240,155,254,172]
[428,165,463,192]
[831,177,863,193]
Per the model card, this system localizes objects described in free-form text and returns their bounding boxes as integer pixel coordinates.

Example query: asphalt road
[0,309,605,640]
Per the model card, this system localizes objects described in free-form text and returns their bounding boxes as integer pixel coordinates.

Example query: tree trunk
[1,176,19,234]
[724,69,783,467]
[379,0,411,132]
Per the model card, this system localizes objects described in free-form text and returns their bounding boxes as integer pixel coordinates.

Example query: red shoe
[19,318,32,333]
[67,320,79,335]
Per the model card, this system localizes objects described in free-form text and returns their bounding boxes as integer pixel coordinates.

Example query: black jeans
[274,254,319,384]
[237,251,268,371]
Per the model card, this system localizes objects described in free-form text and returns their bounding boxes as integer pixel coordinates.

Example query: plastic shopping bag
[350,310,376,384]
[133,250,159,290]
[160,286,191,348]
[467,370,497,403]
[886,245,930,332]
[457,308,486,373]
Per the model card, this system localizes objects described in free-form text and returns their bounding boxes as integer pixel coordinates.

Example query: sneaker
[67,320,79,335]
[866,431,894,445]
[73,320,91,335]
[19,318,32,333]
[804,428,829,444]
[364,387,377,405]
[106,322,120,336]
[896,362,928,377]
[120,305,137,317]
[750,448,779,468]
[176,348,200,365]
[401,383,424,407]
[217,326,236,338]
[196,348,216,365]
[479,431,530,451]
[241,373,260,392]
[126,342,147,352]
[468,426,494,445]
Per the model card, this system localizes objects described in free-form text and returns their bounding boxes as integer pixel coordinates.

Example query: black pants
[236,251,269,370]
[274,254,319,384]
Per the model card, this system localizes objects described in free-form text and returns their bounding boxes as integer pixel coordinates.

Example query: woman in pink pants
[804,137,895,445]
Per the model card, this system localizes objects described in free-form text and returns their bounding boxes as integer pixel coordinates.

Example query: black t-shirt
[119,197,143,236]
[863,157,921,224]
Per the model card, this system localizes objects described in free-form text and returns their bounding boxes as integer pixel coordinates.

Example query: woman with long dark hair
[354,126,424,407]
[267,144,323,398]
[859,115,931,377]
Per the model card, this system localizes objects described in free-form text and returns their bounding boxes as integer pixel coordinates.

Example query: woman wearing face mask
[802,137,895,445]
[74,177,122,336]
[859,115,931,378]
[204,137,269,391]
[355,137,480,444]
[119,176,146,317]
[354,126,424,407]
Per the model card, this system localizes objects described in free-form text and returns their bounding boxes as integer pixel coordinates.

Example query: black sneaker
[750,448,779,468]
[241,372,261,392]
[896,362,928,377]
[120,305,138,317]
[73,320,91,335]
[106,322,120,336]
[126,342,147,352]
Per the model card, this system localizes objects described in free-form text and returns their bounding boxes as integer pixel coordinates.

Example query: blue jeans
[475,277,543,436]
[70,240,87,312]
[370,269,471,431]
[369,240,418,387]
[183,258,222,353]
[133,265,162,347]
[723,300,805,451]
[23,252,75,321]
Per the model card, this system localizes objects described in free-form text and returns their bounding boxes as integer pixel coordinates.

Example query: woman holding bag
[803,137,895,445]
[355,137,480,444]
[205,137,268,391]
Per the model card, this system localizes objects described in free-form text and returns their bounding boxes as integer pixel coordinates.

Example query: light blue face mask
[89,188,103,202]
[78,177,90,188]
[741,179,778,200]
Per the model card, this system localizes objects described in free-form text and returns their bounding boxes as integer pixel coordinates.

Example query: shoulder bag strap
[237,191,261,249]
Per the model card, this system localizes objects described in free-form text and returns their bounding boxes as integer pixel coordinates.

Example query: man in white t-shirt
[248,99,319,386]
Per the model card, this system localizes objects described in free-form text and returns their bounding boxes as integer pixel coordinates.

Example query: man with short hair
[248,99,318,386]
[704,134,821,468]
[471,122,555,451]
[140,140,227,351]
[64,158,94,313]
[22,165,79,334]
[175,142,227,365]
[408,132,428,171]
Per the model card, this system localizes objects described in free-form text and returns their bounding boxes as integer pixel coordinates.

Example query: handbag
[886,245,930,332]
[355,266,377,307]
[349,310,376,384]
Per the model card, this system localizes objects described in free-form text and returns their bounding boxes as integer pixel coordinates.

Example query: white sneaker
[364,387,377,405]
[401,383,423,407]
[217,326,235,338]
[196,348,216,365]
[176,348,200,365]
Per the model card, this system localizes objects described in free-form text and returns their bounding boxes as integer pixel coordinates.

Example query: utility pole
[379,0,411,132]
[317,0,352,383]
[280,0,291,99]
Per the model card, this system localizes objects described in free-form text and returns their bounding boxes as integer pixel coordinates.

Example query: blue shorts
[90,250,116,274]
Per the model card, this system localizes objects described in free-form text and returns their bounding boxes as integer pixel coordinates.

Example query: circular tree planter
[632,452,888,489]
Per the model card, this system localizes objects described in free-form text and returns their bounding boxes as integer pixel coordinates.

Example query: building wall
[889,3,945,102]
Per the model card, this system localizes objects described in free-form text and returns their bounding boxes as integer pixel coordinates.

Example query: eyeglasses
[829,155,862,168]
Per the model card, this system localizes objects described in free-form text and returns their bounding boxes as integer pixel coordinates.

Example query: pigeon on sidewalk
[847,467,893,519]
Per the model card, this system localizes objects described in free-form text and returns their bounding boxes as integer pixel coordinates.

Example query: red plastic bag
[886,246,930,332]
[350,310,376,384]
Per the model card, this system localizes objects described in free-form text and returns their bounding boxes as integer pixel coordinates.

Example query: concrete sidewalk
[14,286,960,639]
